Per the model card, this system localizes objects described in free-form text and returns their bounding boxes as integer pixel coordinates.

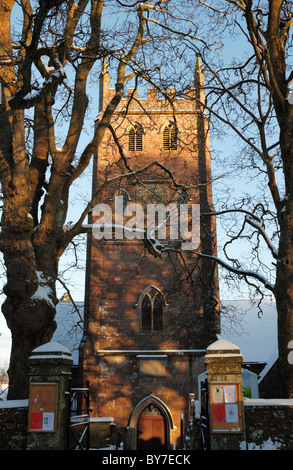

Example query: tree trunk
[0,104,59,398]
[275,222,293,398]
[2,236,58,398]
[0,173,59,399]
[276,196,293,397]
[5,297,57,400]
[275,103,293,397]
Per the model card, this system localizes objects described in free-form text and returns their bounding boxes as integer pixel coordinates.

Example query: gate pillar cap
[206,339,241,355]
[29,341,73,362]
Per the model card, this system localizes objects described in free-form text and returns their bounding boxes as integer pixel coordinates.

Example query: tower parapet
[98,57,205,115]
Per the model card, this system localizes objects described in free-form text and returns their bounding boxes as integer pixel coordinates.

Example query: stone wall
[2,396,293,450]
[189,398,293,450]
[0,400,115,451]
[244,398,293,450]
[0,400,28,450]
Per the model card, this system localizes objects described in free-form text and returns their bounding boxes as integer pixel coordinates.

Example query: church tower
[80,56,220,450]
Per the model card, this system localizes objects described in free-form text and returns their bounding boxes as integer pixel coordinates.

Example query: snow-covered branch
[193,251,275,292]
[202,208,278,259]
[9,62,66,109]
[244,214,278,259]
[79,222,167,258]
[60,159,181,254]
[77,217,276,291]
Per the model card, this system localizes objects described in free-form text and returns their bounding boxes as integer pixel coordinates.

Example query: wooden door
[137,405,166,450]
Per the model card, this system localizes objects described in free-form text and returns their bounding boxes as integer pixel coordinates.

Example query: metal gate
[67,380,91,450]
[200,378,210,450]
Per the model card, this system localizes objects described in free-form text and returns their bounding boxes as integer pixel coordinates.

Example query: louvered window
[140,286,164,331]
[162,123,177,150]
[129,124,143,152]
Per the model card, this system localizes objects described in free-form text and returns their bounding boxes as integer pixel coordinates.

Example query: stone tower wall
[80,62,219,449]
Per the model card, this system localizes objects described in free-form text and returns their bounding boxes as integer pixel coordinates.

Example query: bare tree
[0,0,205,399]
[171,0,293,398]
[3,0,293,400]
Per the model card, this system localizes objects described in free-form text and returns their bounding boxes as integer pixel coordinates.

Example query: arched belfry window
[162,122,177,150]
[138,286,165,331]
[129,124,143,152]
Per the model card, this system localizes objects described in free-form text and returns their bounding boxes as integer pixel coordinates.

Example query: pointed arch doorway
[137,403,166,450]
[127,395,175,450]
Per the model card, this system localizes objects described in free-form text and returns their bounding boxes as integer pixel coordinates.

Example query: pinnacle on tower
[99,56,110,112]
[194,52,205,105]
[100,55,109,78]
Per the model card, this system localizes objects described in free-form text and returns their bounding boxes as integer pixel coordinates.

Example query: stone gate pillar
[204,339,246,450]
[26,341,73,450]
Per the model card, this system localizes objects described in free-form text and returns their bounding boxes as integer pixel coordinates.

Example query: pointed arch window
[139,286,165,331]
[129,124,143,152]
[162,123,177,150]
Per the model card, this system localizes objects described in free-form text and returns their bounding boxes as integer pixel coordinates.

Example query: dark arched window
[140,286,164,331]
[129,124,143,152]
[162,123,177,150]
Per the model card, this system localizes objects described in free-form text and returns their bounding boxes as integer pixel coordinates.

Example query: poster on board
[28,383,58,432]
[209,382,242,433]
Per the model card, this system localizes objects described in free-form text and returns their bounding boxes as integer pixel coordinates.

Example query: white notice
[225,404,238,423]
[42,412,55,431]
[224,385,236,403]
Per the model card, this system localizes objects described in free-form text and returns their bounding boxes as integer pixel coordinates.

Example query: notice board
[209,382,242,433]
[28,383,58,432]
